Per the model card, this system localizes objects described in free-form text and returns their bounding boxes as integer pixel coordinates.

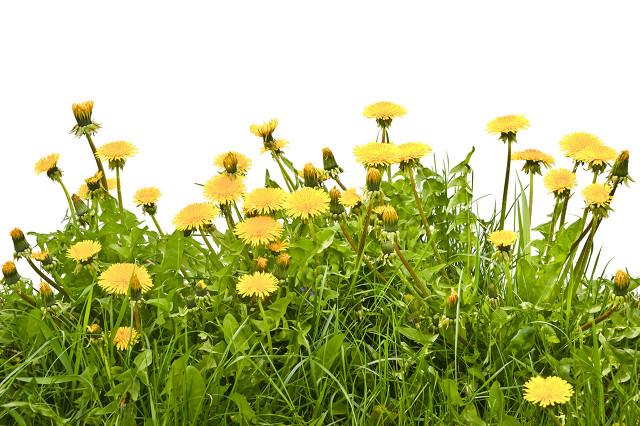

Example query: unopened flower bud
[610,150,629,179]
[72,194,89,216]
[613,269,631,296]
[256,257,268,272]
[303,163,320,188]
[381,205,399,234]
[129,273,142,301]
[39,281,55,306]
[366,168,382,192]
[71,100,100,137]
[276,253,291,268]
[329,187,346,218]
[322,147,343,177]
[10,228,30,256]
[223,152,239,175]
[2,261,20,285]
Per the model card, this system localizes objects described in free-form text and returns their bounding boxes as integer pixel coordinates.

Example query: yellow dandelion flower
[214,151,252,175]
[486,115,530,135]
[488,230,517,249]
[573,144,617,167]
[559,132,603,159]
[286,187,330,220]
[173,203,219,231]
[133,187,161,206]
[544,168,577,194]
[267,240,289,253]
[582,183,612,208]
[234,216,283,247]
[203,174,245,205]
[34,154,60,175]
[244,187,289,215]
[340,188,362,208]
[397,142,432,163]
[260,139,288,154]
[31,250,50,262]
[511,149,555,166]
[98,263,153,296]
[76,183,90,199]
[523,376,573,408]
[250,118,278,138]
[363,101,407,120]
[79,177,116,198]
[39,281,53,297]
[67,240,102,264]
[353,142,400,167]
[72,100,95,125]
[113,326,140,351]
[236,271,279,299]
[96,141,138,164]
[86,323,101,334]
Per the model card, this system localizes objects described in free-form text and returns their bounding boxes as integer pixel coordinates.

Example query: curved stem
[394,241,428,297]
[499,140,512,229]
[579,306,618,331]
[150,214,165,236]
[115,167,125,225]
[85,134,109,189]
[338,220,385,282]
[26,257,70,299]
[57,179,78,227]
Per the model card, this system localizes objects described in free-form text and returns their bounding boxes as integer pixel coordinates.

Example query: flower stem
[503,259,514,305]
[115,167,125,225]
[258,298,273,355]
[26,257,70,300]
[57,179,78,228]
[579,305,618,332]
[150,214,164,236]
[528,172,534,222]
[499,140,513,229]
[273,154,295,191]
[353,197,374,277]
[308,220,316,239]
[394,240,429,297]
[200,231,223,269]
[85,133,109,189]
[333,176,347,191]
[338,219,385,282]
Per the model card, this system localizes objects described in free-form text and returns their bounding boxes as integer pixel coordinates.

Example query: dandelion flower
[353,142,400,167]
[113,326,140,351]
[523,376,574,408]
[203,174,245,205]
[244,187,289,215]
[67,240,101,264]
[260,139,288,154]
[544,168,577,194]
[398,142,432,164]
[173,203,219,231]
[267,240,289,253]
[98,263,153,296]
[236,271,279,299]
[133,187,161,206]
[486,115,530,135]
[96,141,138,168]
[234,216,283,247]
[511,149,555,166]
[31,250,51,263]
[363,101,407,120]
[34,154,60,176]
[86,323,101,333]
[72,100,95,126]
[488,230,517,249]
[574,144,617,167]
[286,187,330,220]
[250,119,278,139]
[214,151,252,175]
[340,188,362,208]
[559,132,603,159]
[582,183,612,208]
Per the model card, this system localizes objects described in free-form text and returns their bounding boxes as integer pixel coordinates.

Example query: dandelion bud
[610,150,630,180]
[71,100,100,137]
[72,194,89,217]
[129,273,142,301]
[322,147,344,178]
[366,168,382,192]
[329,188,346,218]
[223,152,239,175]
[613,269,631,296]
[195,280,209,298]
[256,257,268,272]
[86,323,102,334]
[276,253,291,268]
[2,261,20,285]
[303,163,320,188]
[32,251,53,270]
[445,288,459,319]
[39,281,55,306]
[381,205,399,234]
[10,228,30,256]
[487,283,500,308]
[86,171,104,192]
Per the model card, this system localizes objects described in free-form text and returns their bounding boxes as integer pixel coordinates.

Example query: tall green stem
[408,167,444,264]
[57,179,78,227]
[351,197,374,287]
[150,214,164,236]
[503,260,514,305]
[85,133,109,189]
[200,231,223,269]
[273,154,295,191]
[499,140,512,229]
[528,172,534,222]
[115,167,125,225]
[394,241,429,297]
[258,298,273,355]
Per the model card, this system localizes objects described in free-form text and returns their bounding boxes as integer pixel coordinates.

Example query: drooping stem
[150,214,165,236]
[579,306,618,331]
[394,241,429,297]
[57,179,78,227]
[26,257,70,300]
[115,167,125,225]
[499,140,513,229]
[85,133,109,189]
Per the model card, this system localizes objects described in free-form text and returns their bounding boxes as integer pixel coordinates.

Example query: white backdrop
[1,1,638,281]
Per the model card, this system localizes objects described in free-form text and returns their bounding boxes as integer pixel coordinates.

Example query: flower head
[267,240,289,253]
[610,150,630,181]
[173,203,219,231]
[363,101,407,123]
[236,271,279,299]
[366,168,382,192]
[96,141,138,168]
[488,230,517,249]
[10,228,30,256]
[614,269,631,292]
[71,100,100,136]
[203,174,245,205]
[2,260,20,285]
[98,263,153,296]
[397,142,432,169]
[487,115,530,137]
[511,149,555,174]
[582,183,612,208]
[322,147,343,177]
[34,154,61,179]
[86,323,101,334]
[31,250,51,263]
[67,240,102,264]
[523,376,573,408]
[250,118,278,140]
[260,139,288,155]
[133,187,161,212]
[574,144,617,172]
[340,188,362,208]
[559,132,603,159]
[244,187,289,215]
[353,142,400,167]
[214,151,252,175]
[286,187,330,220]
[113,326,140,351]
[234,216,283,247]
[544,168,577,195]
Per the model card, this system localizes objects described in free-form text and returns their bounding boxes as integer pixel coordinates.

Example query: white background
[1,1,638,281]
